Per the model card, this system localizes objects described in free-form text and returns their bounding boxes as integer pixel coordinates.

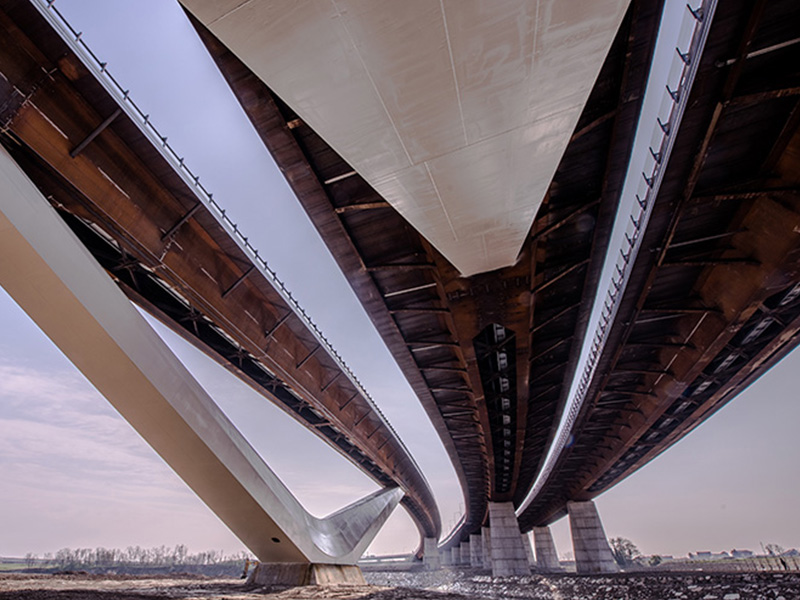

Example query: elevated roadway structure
[519,0,800,528]
[3,0,798,577]
[0,0,440,565]
[181,0,663,549]
[182,0,800,572]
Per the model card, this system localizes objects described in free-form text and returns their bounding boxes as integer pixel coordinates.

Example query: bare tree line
[24,545,252,570]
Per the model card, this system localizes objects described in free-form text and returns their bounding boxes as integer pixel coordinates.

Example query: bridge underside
[5,0,797,556]
[187,0,665,543]
[520,0,800,527]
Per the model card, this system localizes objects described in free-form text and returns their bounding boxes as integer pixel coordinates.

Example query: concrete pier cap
[423,538,441,571]
[533,526,563,572]
[522,531,536,567]
[481,526,492,570]
[460,540,471,565]
[469,533,483,567]
[567,500,619,574]
[488,502,530,577]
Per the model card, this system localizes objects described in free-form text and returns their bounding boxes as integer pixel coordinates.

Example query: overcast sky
[1,0,798,561]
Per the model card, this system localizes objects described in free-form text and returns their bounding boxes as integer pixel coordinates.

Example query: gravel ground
[366,568,800,600]
[1,569,798,599]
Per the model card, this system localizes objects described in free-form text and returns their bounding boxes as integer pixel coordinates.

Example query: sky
[0,0,798,561]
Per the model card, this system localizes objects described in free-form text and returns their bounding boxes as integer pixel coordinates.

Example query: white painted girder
[0,145,401,565]
[181,0,630,275]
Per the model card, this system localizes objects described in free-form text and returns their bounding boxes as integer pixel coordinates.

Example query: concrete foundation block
[568,500,619,574]
[481,526,492,570]
[423,537,441,571]
[488,502,530,577]
[533,526,563,572]
[470,533,483,567]
[248,563,365,585]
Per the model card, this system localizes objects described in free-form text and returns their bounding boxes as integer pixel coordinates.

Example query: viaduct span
[182,0,800,574]
[0,0,798,580]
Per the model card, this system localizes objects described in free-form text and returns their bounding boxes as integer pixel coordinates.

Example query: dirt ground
[1,570,799,600]
[0,573,446,600]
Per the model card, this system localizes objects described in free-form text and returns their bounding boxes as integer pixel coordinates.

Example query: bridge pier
[423,538,441,570]
[460,540,471,565]
[521,531,536,567]
[488,502,530,576]
[533,526,563,572]
[568,500,619,574]
[481,526,492,569]
[469,533,483,567]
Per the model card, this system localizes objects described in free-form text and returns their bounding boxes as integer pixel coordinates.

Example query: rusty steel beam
[519,0,800,527]
[69,107,121,157]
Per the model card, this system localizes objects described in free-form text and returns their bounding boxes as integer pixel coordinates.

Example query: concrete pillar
[567,500,619,574]
[460,540,471,565]
[470,533,483,567]
[521,531,536,566]
[488,502,530,577]
[533,526,563,572]
[481,526,492,569]
[423,537,440,570]
[440,546,450,566]
[452,547,460,565]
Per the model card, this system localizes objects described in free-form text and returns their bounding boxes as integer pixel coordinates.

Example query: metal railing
[31,0,426,482]
[519,0,718,514]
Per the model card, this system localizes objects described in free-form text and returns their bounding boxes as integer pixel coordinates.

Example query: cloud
[0,361,192,500]
[0,359,248,555]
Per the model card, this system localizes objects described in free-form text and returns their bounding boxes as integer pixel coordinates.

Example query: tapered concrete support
[488,502,530,577]
[423,538,441,571]
[0,145,402,581]
[568,501,619,574]
[521,532,536,567]
[470,534,483,567]
[481,526,492,569]
[460,540,470,565]
[533,526,563,572]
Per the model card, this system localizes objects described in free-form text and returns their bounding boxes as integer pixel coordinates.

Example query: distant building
[689,551,730,561]
[731,549,753,559]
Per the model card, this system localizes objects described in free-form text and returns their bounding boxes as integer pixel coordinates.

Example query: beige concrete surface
[567,500,618,574]
[180,0,630,275]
